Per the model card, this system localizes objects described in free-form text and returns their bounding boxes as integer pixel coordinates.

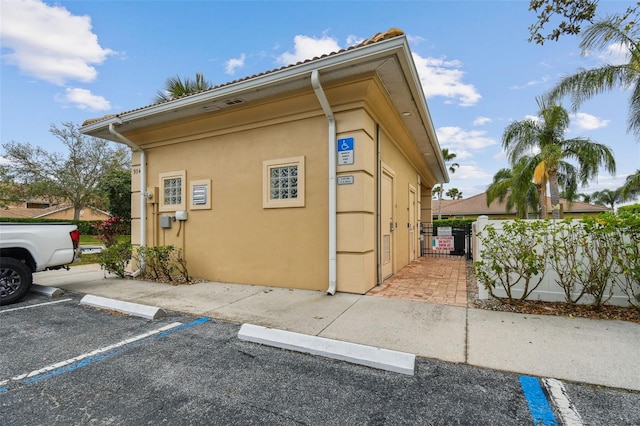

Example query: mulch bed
[465,261,640,324]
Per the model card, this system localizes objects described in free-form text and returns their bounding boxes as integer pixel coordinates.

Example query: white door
[381,169,394,279]
[409,186,417,261]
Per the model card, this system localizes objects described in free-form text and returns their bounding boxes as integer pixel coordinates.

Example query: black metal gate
[420,222,472,260]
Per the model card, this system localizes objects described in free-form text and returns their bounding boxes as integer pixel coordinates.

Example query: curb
[238,323,415,375]
[31,284,64,298]
[80,295,167,320]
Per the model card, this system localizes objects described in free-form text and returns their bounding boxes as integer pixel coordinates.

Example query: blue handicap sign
[337,137,354,152]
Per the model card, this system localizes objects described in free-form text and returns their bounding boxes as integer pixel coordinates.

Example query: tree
[2,122,130,220]
[486,158,540,218]
[528,0,598,45]
[545,11,640,139]
[437,148,459,219]
[502,98,616,219]
[97,168,132,221]
[432,185,443,200]
[154,72,213,103]
[620,169,640,200]
[445,188,463,200]
[592,188,624,210]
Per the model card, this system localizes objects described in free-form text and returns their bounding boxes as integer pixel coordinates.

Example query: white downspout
[108,120,146,276]
[311,69,337,295]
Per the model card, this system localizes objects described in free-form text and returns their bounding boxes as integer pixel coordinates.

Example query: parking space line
[0,317,210,393]
[0,299,73,313]
[543,378,584,426]
[519,376,559,426]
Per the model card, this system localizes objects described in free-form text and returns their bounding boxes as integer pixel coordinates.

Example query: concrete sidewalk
[33,264,640,392]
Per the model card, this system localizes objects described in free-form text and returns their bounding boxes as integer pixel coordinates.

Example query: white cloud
[455,164,492,180]
[0,0,113,85]
[412,54,481,106]
[571,112,610,131]
[346,34,364,46]
[225,54,246,75]
[598,42,630,66]
[436,126,497,150]
[276,34,341,65]
[56,88,111,111]
[473,116,492,126]
[510,75,550,90]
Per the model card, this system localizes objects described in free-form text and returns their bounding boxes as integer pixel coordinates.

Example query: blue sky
[1,0,637,200]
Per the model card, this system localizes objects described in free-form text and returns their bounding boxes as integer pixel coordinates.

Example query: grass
[75,235,131,266]
[79,235,131,245]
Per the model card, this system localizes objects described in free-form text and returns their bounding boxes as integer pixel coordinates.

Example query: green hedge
[432,219,475,228]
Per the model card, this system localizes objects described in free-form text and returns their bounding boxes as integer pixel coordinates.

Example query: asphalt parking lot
[1,292,639,425]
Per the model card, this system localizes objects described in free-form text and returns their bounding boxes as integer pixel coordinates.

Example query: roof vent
[224,99,245,106]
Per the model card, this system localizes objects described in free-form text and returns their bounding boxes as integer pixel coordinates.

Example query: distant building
[0,199,110,221]
[433,192,609,220]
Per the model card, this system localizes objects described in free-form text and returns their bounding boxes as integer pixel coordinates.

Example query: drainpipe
[108,120,146,276]
[311,69,337,295]
[376,124,382,286]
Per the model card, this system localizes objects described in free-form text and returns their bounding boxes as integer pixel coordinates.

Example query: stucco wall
[126,75,433,293]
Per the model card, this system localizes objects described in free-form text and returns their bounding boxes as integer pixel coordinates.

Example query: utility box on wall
[160,216,172,228]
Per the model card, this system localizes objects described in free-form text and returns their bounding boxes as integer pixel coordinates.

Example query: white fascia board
[84,37,409,132]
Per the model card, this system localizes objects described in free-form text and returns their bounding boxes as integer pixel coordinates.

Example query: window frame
[262,156,305,208]
[159,170,186,212]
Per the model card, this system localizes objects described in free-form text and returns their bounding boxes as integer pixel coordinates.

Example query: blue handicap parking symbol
[338,137,354,152]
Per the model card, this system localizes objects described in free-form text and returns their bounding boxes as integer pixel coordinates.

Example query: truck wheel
[0,257,33,305]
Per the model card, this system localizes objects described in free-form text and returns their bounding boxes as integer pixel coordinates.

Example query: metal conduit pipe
[108,120,146,276]
[311,69,337,295]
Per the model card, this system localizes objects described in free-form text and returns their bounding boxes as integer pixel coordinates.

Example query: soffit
[81,32,448,182]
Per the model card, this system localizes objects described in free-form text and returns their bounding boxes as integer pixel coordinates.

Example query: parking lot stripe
[543,378,584,426]
[0,319,212,393]
[519,375,558,426]
[0,299,73,314]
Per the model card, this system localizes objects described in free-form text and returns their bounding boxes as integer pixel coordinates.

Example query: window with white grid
[263,156,305,208]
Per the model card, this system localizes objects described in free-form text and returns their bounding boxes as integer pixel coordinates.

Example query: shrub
[133,245,191,284]
[98,242,132,278]
[474,220,548,302]
[609,212,640,311]
[93,216,126,247]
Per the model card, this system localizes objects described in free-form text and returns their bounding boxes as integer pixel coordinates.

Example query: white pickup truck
[0,222,81,305]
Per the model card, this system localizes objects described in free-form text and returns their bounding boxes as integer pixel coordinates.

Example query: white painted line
[80,294,166,320]
[238,323,415,376]
[0,298,73,313]
[31,284,64,297]
[543,378,584,426]
[0,322,182,387]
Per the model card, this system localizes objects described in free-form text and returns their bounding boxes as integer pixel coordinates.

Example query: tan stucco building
[81,29,448,294]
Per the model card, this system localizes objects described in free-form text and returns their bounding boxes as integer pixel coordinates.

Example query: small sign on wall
[337,137,354,165]
[337,175,354,185]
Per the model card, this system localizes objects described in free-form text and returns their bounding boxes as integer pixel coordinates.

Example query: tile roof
[436,192,610,216]
[83,28,405,127]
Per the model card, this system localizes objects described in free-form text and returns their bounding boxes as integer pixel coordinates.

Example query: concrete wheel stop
[80,294,167,320]
[238,323,416,375]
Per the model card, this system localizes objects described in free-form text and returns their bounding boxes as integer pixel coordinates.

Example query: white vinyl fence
[473,216,636,307]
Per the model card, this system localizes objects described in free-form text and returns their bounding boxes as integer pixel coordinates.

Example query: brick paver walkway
[367,257,468,307]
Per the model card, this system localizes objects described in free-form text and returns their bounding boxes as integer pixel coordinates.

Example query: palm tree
[154,72,213,103]
[437,148,459,219]
[545,12,640,139]
[620,169,640,200]
[432,185,443,200]
[502,98,616,219]
[445,187,463,199]
[592,188,623,210]
[486,157,539,219]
